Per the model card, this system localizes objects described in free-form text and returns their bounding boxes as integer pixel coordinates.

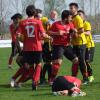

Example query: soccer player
[17,5,50,90]
[40,10,58,84]
[78,10,95,82]
[69,3,89,84]
[52,75,86,97]
[35,9,43,20]
[49,10,78,84]
[8,13,23,68]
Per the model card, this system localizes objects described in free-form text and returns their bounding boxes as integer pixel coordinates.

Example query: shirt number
[25,25,35,37]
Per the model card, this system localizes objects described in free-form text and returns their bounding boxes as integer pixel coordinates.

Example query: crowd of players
[7,2,95,97]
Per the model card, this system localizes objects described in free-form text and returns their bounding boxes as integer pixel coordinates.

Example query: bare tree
[43,0,66,17]
[21,0,36,15]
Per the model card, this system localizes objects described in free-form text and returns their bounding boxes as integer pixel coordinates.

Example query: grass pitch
[0,43,100,100]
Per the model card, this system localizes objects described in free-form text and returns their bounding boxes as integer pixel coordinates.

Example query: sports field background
[0,43,100,100]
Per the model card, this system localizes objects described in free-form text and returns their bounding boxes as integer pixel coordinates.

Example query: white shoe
[72,91,86,97]
[10,78,16,88]
[89,76,94,83]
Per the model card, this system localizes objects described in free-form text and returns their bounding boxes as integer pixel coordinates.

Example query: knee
[72,57,79,64]
[53,59,62,65]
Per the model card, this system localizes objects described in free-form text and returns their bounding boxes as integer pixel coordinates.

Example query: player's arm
[9,25,13,37]
[49,30,66,36]
[69,23,78,38]
[16,22,24,42]
[77,17,84,34]
[38,21,51,40]
[48,23,66,36]
[84,22,91,35]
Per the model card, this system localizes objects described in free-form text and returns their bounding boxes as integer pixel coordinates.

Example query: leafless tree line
[0,0,100,39]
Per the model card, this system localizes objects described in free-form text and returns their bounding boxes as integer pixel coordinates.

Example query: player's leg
[63,45,79,77]
[85,47,95,82]
[49,45,64,84]
[40,42,52,84]
[8,42,16,68]
[10,66,27,87]
[16,51,24,67]
[32,51,42,90]
[16,64,34,86]
[78,45,89,84]
[16,40,21,53]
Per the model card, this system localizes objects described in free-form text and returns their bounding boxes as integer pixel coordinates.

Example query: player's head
[69,2,79,15]
[50,9,58,20]
[61,10,72,23]
[35,9,42,19]
[26,5,36,17]
[78,10,85,20]
[11,13,23,25]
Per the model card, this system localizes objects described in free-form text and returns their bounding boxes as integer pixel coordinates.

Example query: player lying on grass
[52,75,86,97]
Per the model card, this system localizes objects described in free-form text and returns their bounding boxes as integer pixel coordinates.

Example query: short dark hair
[26,5,36,17]
[11,13,23,20]
[61,10,72,20]
[78,10,85,15]
[35,9,42,18]
[36,9,42,14]
[69,2,79,9]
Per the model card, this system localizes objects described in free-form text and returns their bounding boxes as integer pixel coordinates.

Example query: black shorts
[85,47,95,62]
[11,41,21,57]
[23,51,42,65]
[42,42,52,62]
[52,45,76,61]
[52,76,74,92]
[73,45,86,59]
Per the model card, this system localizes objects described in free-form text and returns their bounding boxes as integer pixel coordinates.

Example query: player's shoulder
[9,22,14,27]
[52,20,61,25]
[84,20,91,28]
[73,14,82,21]
[19,19,26,25]
[69,22,74,26]
[9,22,14,29]
[84,20,91,25]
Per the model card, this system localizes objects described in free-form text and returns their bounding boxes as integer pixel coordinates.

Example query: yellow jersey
[41,17,50,43]
[41,17,48,31]
[83,21,95,48]
[72,14,87,45]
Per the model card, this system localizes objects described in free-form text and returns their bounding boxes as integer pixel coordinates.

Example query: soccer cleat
[89,76,94,83]
[82,78,89,85]
[39,81,47,86]
[10,78,16,88]
[82,81,89,85]
[78,91,86,96]
[71,91,86,97]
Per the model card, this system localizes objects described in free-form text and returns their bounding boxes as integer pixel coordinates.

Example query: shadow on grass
[0,84,10,88]
[30,92,52,97]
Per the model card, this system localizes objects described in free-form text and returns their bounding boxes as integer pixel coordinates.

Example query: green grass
[0,43,100,100]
